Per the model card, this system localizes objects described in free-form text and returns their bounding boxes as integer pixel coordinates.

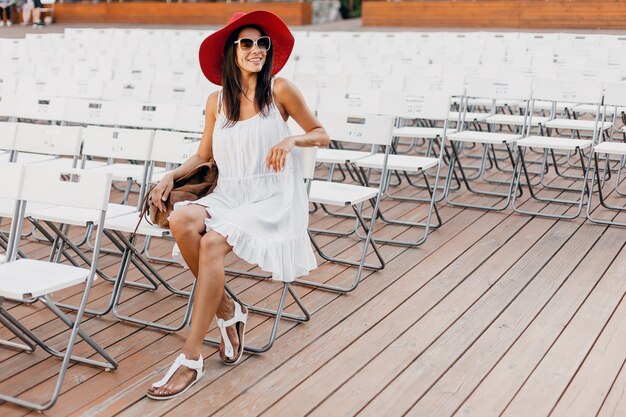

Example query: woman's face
[235,27,267,75]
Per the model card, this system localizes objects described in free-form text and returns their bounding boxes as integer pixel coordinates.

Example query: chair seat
[533,101,578,112]
[316,148,370,164]
[467,98,523,108]
[309,180,378,206]
[0,199,53,218]
[593,142,626,156]
[393,126,455,139]
[544,119,613,131]
[104,212,171,237]
[14,153,56,164]
[516,136,593,151]
[448,130,521,144]
[574,104,626,115]
[144,169,173,185]
[449,112,489,122]
[90,163,165,182]
[28,203,134,227]
[355,153,438,173]
[33,158,107,170]
[0,258,90,300]
[486,115,549,127]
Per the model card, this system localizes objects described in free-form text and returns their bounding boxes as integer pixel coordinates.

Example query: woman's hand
[265,136,295,172]
[150,173,175,212]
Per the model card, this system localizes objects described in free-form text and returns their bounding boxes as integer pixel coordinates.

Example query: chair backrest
[602,82,626,107]
[101,79,151,102]
[115,101,178,130]
[14,124,82,157]
[62,98,120,126]
[172,104,206,133]
[316,112,395,146]
[465,76,533,101]
[347,74,404,93]
[151,130,201,164]
[149,81,204,105]
[83,126,154,161]
[404,75,466,96]
[532,78,604,105]
[379,92,452,121]
[0,162,25,201]
[59,78,105,100]
[0,74,17,95]
[0,94,17,118]
[0,122,17,151]
[15,96,68,122]
[294,146,318,181]
[317,90,381,115]
[21,165,112,211]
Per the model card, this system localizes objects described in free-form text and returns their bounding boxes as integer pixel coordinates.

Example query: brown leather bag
[139,161,219,230]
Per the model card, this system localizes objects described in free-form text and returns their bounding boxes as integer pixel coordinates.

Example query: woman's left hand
[265,137,295,172]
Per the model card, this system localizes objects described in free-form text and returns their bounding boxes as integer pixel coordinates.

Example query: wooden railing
[53,1,312,25]
[363,0,626,29]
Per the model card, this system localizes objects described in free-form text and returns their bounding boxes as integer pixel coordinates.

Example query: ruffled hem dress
[171,86,317,282]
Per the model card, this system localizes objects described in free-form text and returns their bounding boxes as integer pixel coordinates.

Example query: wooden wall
[363,1,626,29]
[53,2,312,26]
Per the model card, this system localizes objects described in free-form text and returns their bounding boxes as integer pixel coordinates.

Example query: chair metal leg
[109,230,194,332]
[203,283,309,354]
[513,147,591,219]
[443,141,518,211]
[586,152,626,227]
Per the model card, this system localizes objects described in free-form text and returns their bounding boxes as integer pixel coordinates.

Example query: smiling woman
[145,11,329,400]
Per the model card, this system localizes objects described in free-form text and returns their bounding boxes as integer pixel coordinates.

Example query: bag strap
[131,184,155,239]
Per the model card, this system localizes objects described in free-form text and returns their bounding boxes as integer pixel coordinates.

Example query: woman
[147,11,329,400]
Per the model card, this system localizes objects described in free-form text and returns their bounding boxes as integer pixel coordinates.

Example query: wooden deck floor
[1,151,626,417]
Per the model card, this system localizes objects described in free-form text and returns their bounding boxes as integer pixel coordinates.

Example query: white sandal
[147,353,204,400]
[216,299,248,366]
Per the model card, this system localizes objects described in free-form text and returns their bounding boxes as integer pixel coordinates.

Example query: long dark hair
[221,25,274,127]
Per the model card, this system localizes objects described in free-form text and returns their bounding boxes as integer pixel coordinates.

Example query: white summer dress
[172,86,317,282]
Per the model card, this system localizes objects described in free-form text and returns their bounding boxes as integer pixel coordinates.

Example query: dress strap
[217,88,224,115]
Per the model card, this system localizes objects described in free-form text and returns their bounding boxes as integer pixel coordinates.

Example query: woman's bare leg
[148,206,241,396]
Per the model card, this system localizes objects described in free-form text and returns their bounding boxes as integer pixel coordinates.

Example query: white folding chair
[444,77,533,211]
[586,81,626,227]
[361,92,452,246]
[0,162,24,265]
[513,78,606,219]
[0,164,117,412]
[301,112,394,293]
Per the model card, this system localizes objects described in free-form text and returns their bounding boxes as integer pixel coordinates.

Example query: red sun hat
[199,11,295,86]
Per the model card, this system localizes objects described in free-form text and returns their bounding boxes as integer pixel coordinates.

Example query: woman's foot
[147,353,204,400]
[216,298,248,365]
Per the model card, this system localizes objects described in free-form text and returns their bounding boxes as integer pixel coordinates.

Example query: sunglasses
[234,36,271,53]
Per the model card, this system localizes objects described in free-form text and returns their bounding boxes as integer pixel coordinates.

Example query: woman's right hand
[150,173,175,212]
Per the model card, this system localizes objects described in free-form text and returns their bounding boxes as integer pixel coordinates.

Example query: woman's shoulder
[273,77,300,102]
[205,90,221,117]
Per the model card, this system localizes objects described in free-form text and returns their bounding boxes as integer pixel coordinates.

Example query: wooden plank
[223,213,529,417]
[53,3,312,26]
[409,225,622,417]
[67,206,482,416]
[597,359,626,417]
[499,242,626,416]
[550,292,626,417]
[324,219,582,417]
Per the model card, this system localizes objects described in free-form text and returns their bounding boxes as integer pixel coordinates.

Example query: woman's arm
[150,91,218,211]
[266,77,330,172]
